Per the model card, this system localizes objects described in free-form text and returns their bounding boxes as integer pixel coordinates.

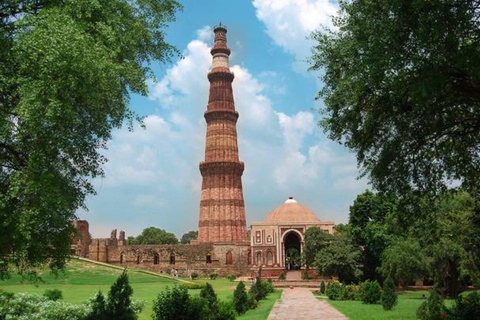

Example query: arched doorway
[284,232,301,270]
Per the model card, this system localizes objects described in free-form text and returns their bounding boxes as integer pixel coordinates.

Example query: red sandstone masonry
[198,25,247,244]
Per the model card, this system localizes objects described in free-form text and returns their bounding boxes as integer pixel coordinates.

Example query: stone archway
[284,232,301,270]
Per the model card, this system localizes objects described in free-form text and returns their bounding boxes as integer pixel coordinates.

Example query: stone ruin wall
[87,228,252,276]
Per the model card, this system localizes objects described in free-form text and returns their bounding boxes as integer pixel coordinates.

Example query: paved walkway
[268,288,348,320]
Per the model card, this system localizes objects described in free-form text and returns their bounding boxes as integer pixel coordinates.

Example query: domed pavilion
[249,197,335,277]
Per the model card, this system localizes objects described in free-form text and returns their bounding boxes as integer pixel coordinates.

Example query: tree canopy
[310,0,480,194]
[128,227,178,245]
[180,231,198,244]
[0,0,181,278]
[302,227,331,269]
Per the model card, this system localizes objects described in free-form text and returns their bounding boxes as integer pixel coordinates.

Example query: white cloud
[252,0,338,71]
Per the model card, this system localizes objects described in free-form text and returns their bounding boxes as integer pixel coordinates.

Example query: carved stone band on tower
[197,24,247,244]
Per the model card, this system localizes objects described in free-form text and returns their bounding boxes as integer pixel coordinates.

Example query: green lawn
[0,259,280,320]
[320,291,453,320]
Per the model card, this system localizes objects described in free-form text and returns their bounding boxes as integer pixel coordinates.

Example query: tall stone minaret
[197,24,247,243]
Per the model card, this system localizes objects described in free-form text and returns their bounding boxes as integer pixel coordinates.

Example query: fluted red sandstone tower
[198,24,247,243]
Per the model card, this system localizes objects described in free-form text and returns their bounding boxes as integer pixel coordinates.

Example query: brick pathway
[268,288,348,320]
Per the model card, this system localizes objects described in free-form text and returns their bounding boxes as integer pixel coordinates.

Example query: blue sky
[78,0,369,238]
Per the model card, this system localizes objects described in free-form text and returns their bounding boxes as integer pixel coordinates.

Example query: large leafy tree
[128,227,178,245]
[180,230,198,244]
[349,191,397,281]
[314,235,363,284]
[310,0,480,195]
[0,0,181,278]
[302,226,331,269]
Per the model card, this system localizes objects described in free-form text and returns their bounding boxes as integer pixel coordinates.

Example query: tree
[233,281,248,315]
[128,227,178,245]
[180,231,198,244]
[417,286,445,320]
[199,283,218,316]
[106,270,136,320]
[0,0,181,278]
[349,191,397,281]
[87,291,107,320]
[302,227,331,269]
[314,236,363,284]
[381,275,398,311]
[379,238,428,287]
[310,0,480,195]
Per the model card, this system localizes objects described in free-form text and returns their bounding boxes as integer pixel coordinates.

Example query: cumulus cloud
[252,0,338,71]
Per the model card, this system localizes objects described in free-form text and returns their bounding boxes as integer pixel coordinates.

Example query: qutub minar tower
[197,24,247,243]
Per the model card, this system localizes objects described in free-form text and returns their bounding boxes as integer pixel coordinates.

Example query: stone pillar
[198,23,247,244]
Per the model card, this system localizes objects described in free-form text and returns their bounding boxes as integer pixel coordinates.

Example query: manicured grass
[0,259,280,320]
[320,291,453,320]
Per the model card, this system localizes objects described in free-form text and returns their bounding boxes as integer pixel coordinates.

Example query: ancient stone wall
[72,220,91,257]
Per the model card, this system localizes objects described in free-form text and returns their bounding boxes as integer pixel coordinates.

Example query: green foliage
[152,286,193,320]
[279,272,286,280]
[310,0,480,194]
[179,282,206,290]
[200,283,218,315]
[314,236,363,283]
[233,281,249,315]
[381,275,398,311]
[43,288,63,301]
[359,280,382,304]
[226,274,237,282]
[249,277,267,302]
[0,292,90,319]
[127,227,178,245]
[217,300,236,320]
[302,227,331,268]
[417,287,445,320]
[326,281,343,300]
[302,271,311,280]
[320,281,326,294]
[190,272,199,280]
[264,279,275,294]
[106,270,136,320]
[0,0,181,278]
[447,291,480,320]
[86,291,107,320]
[209,272,218,280]
[379,238,427,285]
[285,248,301,269]
[247,292,258,310]
[180,231,198,244]
[348,191,397,281]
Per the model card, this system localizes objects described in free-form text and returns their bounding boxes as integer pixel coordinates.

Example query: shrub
[200,283,218,315]
[339,284,359,301]
[381,275,398,311]
[0,292,89,320]
[303,271,311,280]
[180,282,206,290]
[320,281,326,294]
[326,281,342,300]
[43,289,63,301]
[209,272,218,280]
[106,270,136,320]
[279,272,286,280]
[152,286,192,320]
[233,281,249,315]
[130,299,145,315]
[250,277,267,301]
[247,292,258,310]
[217,300,236,320]
[191,272,199,280]
[446,291,480,320]
[87,291,107,320]
[417,286,444,320]
[188,295,208,320]
[264,279,275,293]
[226,274,237,282]
[360,280,382,304]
